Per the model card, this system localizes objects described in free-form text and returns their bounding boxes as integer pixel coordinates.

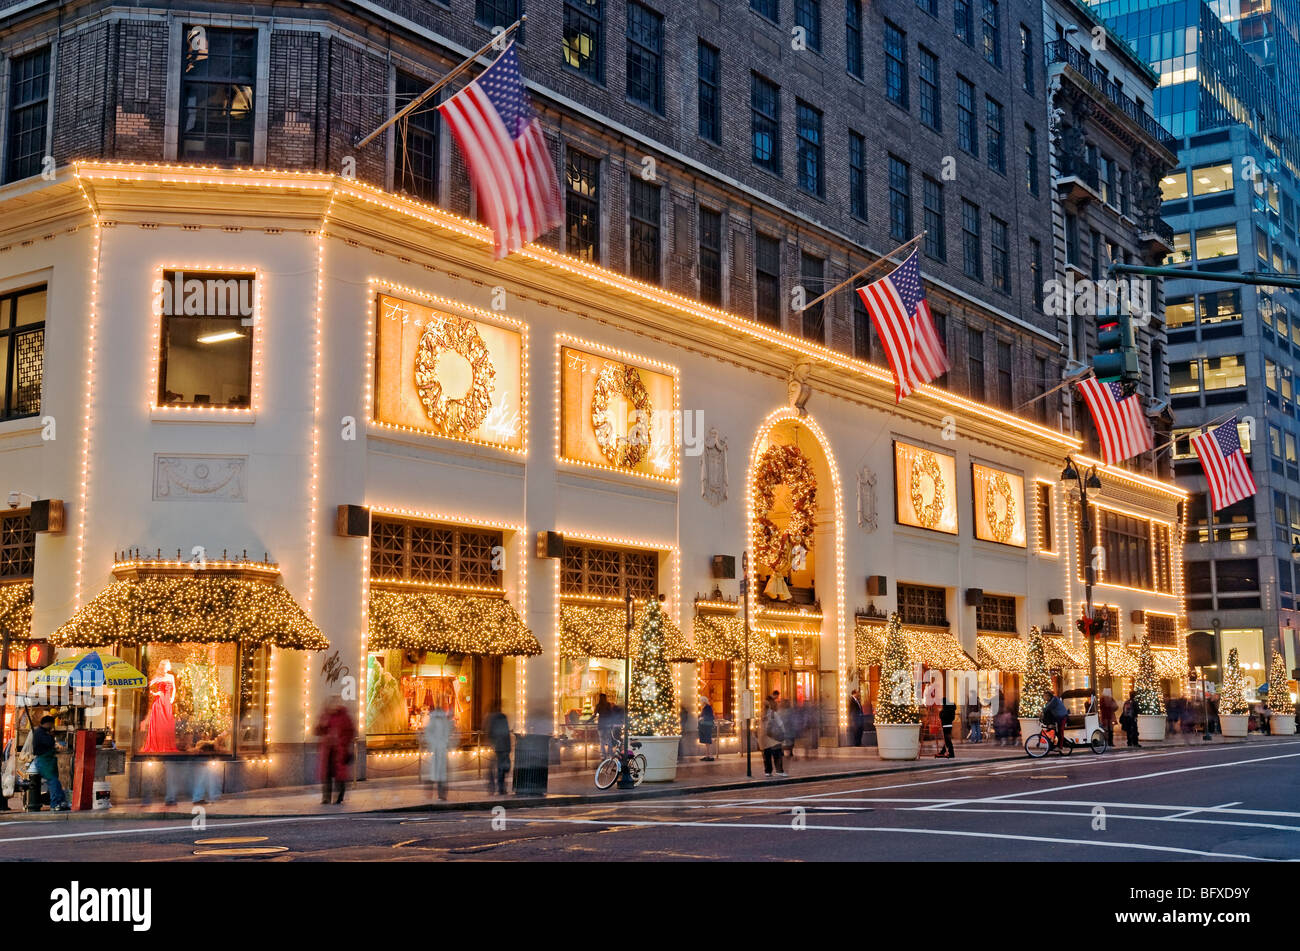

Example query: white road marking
[1159,801,1241,820]
[909,805,1300,834]
[499,814,1280,861]
[0,815,336,845]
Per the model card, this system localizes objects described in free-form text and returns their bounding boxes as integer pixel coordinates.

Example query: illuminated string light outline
[364,278,530,455]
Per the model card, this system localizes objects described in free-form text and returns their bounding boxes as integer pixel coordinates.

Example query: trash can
[512,734,550,796]
[92,781,111,811]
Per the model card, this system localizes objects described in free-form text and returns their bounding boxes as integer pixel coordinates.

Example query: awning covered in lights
[976,634,1088,672]
[692,612,781,664]
[854,621,977,671]
[51,576,328,651]
[560,602,695,661]
[1095,645,1139,678]
[369,590,541,656]
[0,581,32,640]
[1139,648,1186,680]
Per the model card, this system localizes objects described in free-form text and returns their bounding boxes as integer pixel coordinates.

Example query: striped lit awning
[369,590,541,656]
[52,576,327,650]
[692,612,781,664]
[0,581,32,640]
[855,621,977,671]
[560,602,695,661]
[1140,647,1186,680]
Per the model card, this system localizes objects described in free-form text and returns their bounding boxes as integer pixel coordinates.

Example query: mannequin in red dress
[139,659,178,753]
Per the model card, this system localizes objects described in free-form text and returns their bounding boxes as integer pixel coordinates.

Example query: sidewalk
[5,731,1283,822]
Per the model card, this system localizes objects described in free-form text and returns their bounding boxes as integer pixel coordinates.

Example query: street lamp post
[742,551,752,778]
[1063,457,1103,700]
[616,588,637,789]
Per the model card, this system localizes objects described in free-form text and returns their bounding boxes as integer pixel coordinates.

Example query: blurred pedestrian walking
[316,697,356,804]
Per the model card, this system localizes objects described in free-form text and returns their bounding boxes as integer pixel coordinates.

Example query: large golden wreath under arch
[753,443,817,568]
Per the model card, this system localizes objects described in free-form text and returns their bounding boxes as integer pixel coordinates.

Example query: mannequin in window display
[139,659,178,753]
[366,655,409,735]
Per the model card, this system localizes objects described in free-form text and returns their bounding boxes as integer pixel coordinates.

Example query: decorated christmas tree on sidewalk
[628,599,679,736]
[1019,625,1051,719]
[1267,649,1295,716]
[875,612,921,724]
[1134,633,1166,715]
[1219,647,1250,715]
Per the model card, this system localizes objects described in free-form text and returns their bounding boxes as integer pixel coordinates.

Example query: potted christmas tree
[1218,647,1250,737]
[1266,650,1296,736]
[875,612,921,760]
[628,599,681,781]
[1018,626,1051,742]
[1135,633,1167,742]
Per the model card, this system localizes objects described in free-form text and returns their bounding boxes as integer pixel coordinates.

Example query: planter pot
[1137,714,1167,743]
[1019,718,1041,742]
[1220,713,1250,738]
[876,723,921,760]
[1269,714,1296,736]
[630,735,680,782]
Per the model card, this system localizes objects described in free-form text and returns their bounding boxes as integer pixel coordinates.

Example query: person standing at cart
[32,716,68,812]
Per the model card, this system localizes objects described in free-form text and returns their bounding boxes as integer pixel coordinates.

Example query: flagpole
[797,231,926,312]
[353,16,527,149]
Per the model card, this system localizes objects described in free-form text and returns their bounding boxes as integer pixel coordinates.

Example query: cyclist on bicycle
[1041,689,1068,753]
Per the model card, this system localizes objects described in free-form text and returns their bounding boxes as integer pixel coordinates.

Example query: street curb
[5,735,1285,823]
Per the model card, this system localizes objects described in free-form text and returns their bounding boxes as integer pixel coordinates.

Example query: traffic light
[1092,313,1140,384]
[3,639,53,670]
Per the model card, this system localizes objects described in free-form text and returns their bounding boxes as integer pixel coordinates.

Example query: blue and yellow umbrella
[28,650,147,692]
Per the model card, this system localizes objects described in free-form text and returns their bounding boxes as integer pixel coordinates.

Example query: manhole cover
[193,846,289,856]
[194,836,269,845]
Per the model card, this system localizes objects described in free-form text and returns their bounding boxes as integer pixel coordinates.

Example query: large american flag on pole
[437,42,563,259]
[1192,418,1256,510]
[856,248,950,402]
[1077,377,1153,464]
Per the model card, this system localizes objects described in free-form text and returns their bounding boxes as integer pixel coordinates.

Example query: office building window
[0,285,44,419]
[990,216,1009,292]
[796,100,823,197]
[800,252,825,342]
[932,311,949,387]
[923,176,945,261]
[698,207,723,306]
[476,0,521,28]
[967,327,985,400]
[955,0,973,43]
[1035,481,1054,551]
[755,233,781,327]
[1065,212,1079,266]
[996,339,1012,408]
[888,155,912,242]
[853,292,872,360]
[849,130,867,219]
[917,0,938,14]
[1035,357,1051,423]
[563,0,604,81]
[751,0,779,19]
[962,199,982,280]
[565,149,600,263]
[628,175,661,283]
[985,97,1005,173]
[0,509,35,579]
[1191,162,1232,195]
[751,74,781,174]
[795,0,822,51]
[1020,24,1033,93]
[1025,124,1039,195]
[919,47,941,132]
[394,71,439,204]
[884,21,909,109]
[898,583,948,626]
[977,594,1017,633]
[1030,238,1043,309]
[981,0,1001,66]
[5,47,50,183]
[180,27,257,163]
[626,2,664,113]
[697,41,720,143]
[956,76,977,156]
[846,0,865,77]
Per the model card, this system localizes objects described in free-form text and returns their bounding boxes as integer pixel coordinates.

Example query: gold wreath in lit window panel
[414,316,496,435]
[591,363,653,468]
[909,450,946,530]
[983,471,1017,544]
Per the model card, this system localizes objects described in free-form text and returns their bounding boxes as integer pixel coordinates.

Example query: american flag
[1192,418,1256,510]
[1077,377,1153,464]
[437,42,563,258]
[856,249,950,402]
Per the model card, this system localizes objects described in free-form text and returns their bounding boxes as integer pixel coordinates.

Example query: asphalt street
[2,740,1297,861]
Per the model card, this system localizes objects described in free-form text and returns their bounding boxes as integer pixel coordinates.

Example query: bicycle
[594,730,646,789]
[1024,722,1076,758]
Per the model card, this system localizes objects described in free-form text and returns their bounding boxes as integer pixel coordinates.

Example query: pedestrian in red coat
[316,699,357,805]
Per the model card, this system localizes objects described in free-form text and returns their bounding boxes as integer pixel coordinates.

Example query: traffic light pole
[1108,262,1300,291]
[1064,457,1102,699]
[0,634,10,812]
